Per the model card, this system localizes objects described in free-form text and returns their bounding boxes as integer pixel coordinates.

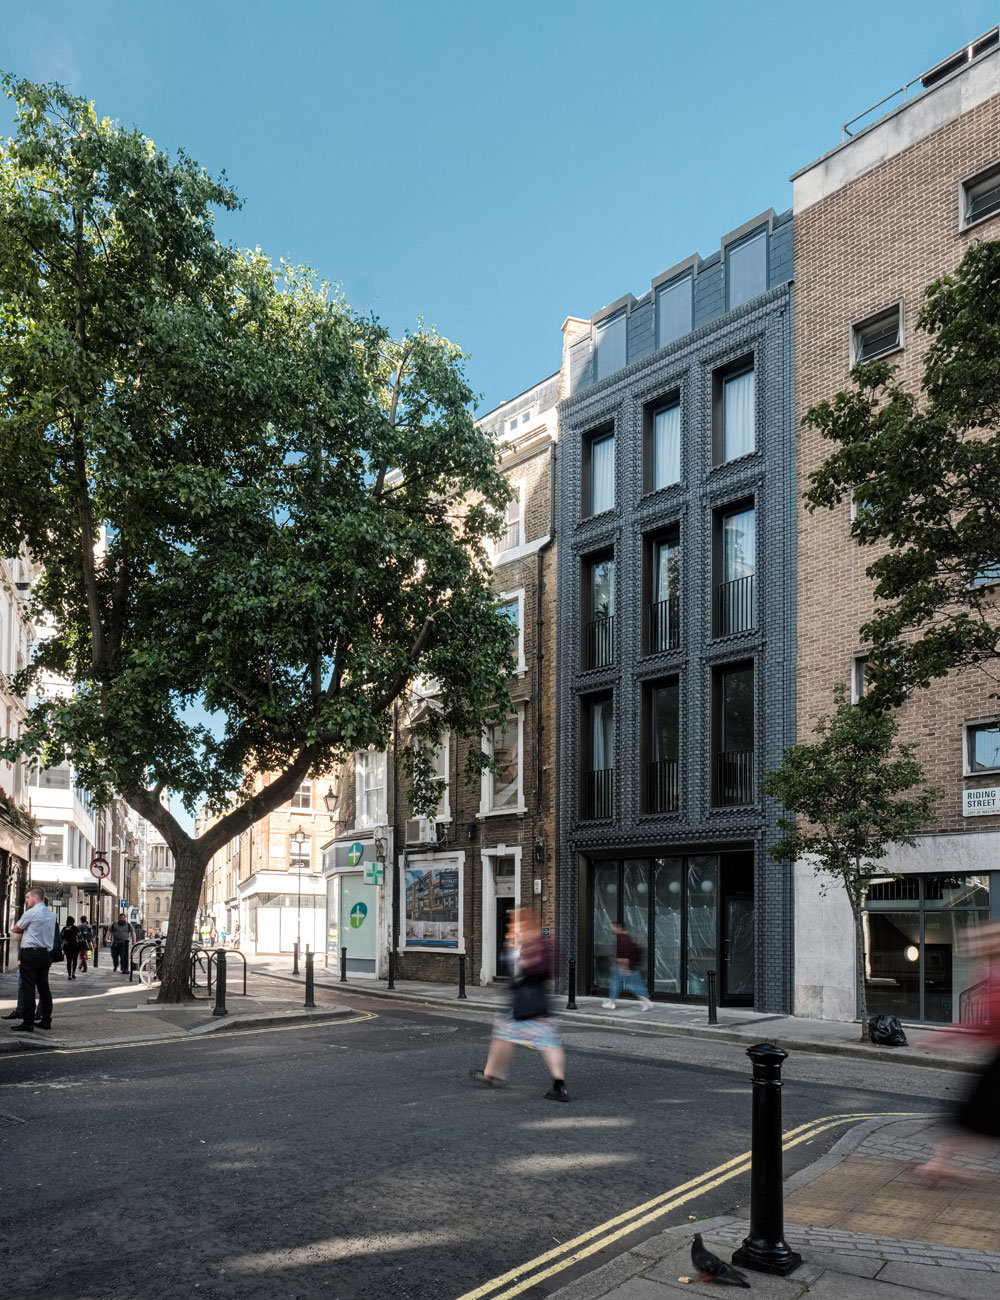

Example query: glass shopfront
[588,851,754,1005]
[865,875,992,1024]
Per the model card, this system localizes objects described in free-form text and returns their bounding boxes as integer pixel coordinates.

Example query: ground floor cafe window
[587,852,754,1005]
[865,874,992,1024]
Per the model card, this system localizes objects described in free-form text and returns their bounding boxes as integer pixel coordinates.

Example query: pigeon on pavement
[691,1234,751,1287]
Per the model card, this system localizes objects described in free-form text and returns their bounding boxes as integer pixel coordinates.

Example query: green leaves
[803,239,1000,704]
[763,685,938,899]
[0,76,514,839]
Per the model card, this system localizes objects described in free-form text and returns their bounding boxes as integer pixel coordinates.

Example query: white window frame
[289,779,312,811]
[499,588,526,676]
[960,160,1000,231]
[493,478,525,559]
[505,406,537,436]
[964,718,1000,776]
[428,733,451,822]
[851,654,870,704]
[851,302,903,366]
[354,750,387,830]
[479,708,525,816]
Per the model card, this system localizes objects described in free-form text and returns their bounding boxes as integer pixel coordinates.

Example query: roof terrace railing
[841,27,999,141]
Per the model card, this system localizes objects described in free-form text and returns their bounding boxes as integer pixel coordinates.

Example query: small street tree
[762,688,937,1041]
[0,76,515,1001]
[804,239,1000,702]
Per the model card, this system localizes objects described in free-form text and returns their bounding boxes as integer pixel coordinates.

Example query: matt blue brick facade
[555,210,796,1013]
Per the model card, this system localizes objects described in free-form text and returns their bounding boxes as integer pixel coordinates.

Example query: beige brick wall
[795,92,1000,836]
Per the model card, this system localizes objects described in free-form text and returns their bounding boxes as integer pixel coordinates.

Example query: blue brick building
[555,209,796,1012]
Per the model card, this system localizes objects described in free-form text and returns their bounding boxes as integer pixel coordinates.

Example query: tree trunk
[156,841,210,1003]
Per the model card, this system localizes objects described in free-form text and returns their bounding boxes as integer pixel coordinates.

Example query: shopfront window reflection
[686,856,718,996]
[653,858,682,994]
[592,863,618,989]
[865,875,991,1023]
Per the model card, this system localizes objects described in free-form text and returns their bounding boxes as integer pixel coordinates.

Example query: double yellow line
[456,1111,920,1300]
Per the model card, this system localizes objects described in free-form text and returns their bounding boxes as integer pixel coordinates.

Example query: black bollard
[387,947,395,991]
[457,953,467,1000]
[731,1044,802,1277]
[340,945,348,983]
[213,951,228,1017]
[93,933,99,969]
[304,950,316,1008]
[292,940,300,975]
[706,969,718,1025]
[566,957,578,1011]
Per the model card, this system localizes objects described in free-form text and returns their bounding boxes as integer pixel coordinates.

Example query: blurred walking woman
[471,908,569,1102]
[61,917,82,980]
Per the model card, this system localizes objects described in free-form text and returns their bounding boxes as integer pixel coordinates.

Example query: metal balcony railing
[584,768,614,820]
[584,615,614,669]
[717,574,755,636]
[496,521,521,554]
[715,750,754,807]
[647,596,679,654]
[646,760,678,814]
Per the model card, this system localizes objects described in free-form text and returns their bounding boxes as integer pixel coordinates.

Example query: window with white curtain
[722,367,755,462]
[355,751,387,828]
[590,696,615,772]
[652,402,680,489]
[589,433,615,516]
[723,507,756,582]
[594,311,626,380]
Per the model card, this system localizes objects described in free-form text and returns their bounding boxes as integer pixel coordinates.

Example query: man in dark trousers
[108,913,131,975]
[10,886,56,1033]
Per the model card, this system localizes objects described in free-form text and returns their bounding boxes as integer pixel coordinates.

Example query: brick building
[389,371,559,986]
[555,210,797,1011]
[792,29,1000,1023]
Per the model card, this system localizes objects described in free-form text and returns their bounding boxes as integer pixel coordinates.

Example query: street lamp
[290,826,308,972]
[323,785,339,813]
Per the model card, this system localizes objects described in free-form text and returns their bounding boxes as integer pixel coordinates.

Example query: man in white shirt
[10,887,56,1033]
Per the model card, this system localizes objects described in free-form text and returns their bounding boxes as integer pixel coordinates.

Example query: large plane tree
[0,75,514,1001]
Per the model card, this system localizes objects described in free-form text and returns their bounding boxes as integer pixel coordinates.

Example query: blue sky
[3,1,994,415]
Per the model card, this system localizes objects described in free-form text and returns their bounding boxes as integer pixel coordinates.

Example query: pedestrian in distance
[61,916,83,979]
[471,907,570,1102]
[77,916,94,972]
[915,921,1000,1184]
[108,912,131,976]
[9,886,55,1033]
[602,922,653,1012]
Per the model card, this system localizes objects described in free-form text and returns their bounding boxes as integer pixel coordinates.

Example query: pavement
[4,952,999,1300]
[0,950,355,1048]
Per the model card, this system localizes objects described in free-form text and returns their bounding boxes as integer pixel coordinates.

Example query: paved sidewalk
[0,955,354,1049]
[251,956,985,1073]
[547,1115,1000,1300]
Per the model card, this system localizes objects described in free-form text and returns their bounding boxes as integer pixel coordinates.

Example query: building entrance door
[496,896,515,967]
[339,873,376,974]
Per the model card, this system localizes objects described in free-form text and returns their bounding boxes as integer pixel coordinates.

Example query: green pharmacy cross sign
[349,901,368,930]
[347,842,364,867]
[365,863,383,885]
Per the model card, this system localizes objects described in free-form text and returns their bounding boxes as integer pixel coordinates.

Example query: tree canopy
[804,239,1000,702]
[0,74,515,998]
[763,687,937,1039]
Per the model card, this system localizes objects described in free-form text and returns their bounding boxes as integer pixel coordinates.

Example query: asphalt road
[0,995,958,1300]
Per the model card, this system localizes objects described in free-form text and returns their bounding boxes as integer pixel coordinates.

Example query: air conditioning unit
[405,818,439,845]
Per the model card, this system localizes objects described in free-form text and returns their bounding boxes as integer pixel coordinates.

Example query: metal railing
[496,521,521,554]
[584,768,614,820]
[715,750,754,807]
[646,759,679,814]
[584,614,614,669]
[647,596,679,653]
[717,574,755,636]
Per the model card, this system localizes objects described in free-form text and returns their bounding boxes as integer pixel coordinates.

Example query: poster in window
[404,865,460,948]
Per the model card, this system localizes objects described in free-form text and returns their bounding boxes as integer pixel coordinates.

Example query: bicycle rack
[191,946,247,997]
[129,940,162,983]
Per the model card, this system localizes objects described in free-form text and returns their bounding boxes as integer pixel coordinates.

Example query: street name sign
[963,787,1000,817]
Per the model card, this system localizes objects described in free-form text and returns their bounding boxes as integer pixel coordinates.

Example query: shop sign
[963,787,1000,817]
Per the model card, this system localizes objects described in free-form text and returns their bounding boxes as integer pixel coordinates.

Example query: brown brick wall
[795,92,1000,835]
